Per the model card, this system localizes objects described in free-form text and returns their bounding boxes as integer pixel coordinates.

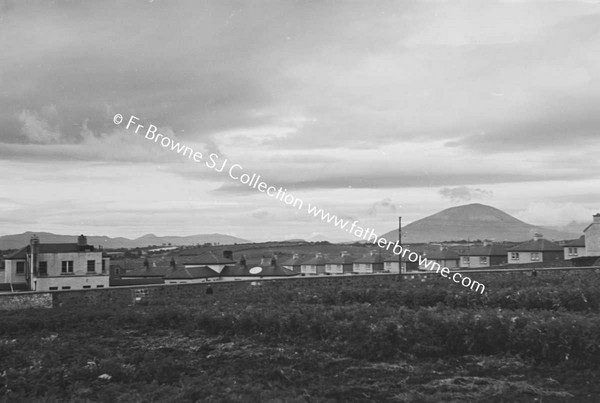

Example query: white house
[506,233,563,264]
[563,236,586,260]
[280,253,304,273]
[584,214,600,257]
[382,255,408,273]
[325,251,354,274]
[3,234,110,291]
[459,243,508,268]
[300,253,327,275]
[353,251,384,274]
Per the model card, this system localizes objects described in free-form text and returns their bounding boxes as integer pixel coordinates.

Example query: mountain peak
[383,203,578,243]
[0,232,250,250]
[137,233,159,239]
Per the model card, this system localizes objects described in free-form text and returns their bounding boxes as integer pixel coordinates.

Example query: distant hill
[0,232,250,250]
[381,203,580,243]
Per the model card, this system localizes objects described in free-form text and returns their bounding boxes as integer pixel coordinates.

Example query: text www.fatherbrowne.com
[114,114,486,294]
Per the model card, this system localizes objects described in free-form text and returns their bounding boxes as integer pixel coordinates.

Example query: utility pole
[398,216,402,281]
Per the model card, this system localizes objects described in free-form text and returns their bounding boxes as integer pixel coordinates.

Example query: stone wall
[0,274,399,310]
[0,293,52,310]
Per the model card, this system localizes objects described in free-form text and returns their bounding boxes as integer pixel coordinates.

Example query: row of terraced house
[2,213,600,292]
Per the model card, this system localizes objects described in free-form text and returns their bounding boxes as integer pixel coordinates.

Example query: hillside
[382,203,579,243]
[0,232,250,250]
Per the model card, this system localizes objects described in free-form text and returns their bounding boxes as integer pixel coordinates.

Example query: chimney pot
[594,213,600,223]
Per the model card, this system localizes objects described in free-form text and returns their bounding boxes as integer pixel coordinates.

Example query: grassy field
[1,271,600,402]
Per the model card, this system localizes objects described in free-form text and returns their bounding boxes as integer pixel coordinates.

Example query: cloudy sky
[1,0,600,242]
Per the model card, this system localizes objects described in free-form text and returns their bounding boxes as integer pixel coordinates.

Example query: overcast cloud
[1,0,599,241]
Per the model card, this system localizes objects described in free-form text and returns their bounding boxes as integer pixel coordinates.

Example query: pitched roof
[280,255,305,266]
[564,236,585,247]
[5,243,95,259]
[422,249,459,260]
[177,250,236,265]
[327,254,355,264]
[584,218,600,232]
[354,253,385,264]
[508,238,562,252]
[301,255,328,265]
[220,263,298,277]
[459,244,508,257]
[164,266,219,279]
[123,265,173,277]
[382,253,415,263]
[122,258,174,277]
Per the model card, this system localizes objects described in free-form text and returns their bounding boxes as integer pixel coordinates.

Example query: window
[49,286,58,290]
[62,286,71,290]
[568,248,578,256]
[97,285,104,288]
[511,252,520,260]
[531,252,540,261]
[479,256,488,265]
[16,261,25,274]
[39,261,48,275]
[83,285,91,289]
[101,259,106,273]
[87,260,96,272]
[61,261,74,274]
[462,256,470,264]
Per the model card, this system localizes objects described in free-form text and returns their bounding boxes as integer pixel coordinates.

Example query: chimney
[170,257,176,271]
[533,233,543,241]
[30,234,40,277]
[260,256,271,266]
[483,240,489,247]
[271,255,277,266]
[78,234,87,251]
[240,254,247,268]
[223,250,233,260]
[594,213,600,224]
[143,258,150,270]
[341,251,349,257]
[292,253,299,260]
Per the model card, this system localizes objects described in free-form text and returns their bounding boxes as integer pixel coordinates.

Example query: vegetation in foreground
[1,271,600,402]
